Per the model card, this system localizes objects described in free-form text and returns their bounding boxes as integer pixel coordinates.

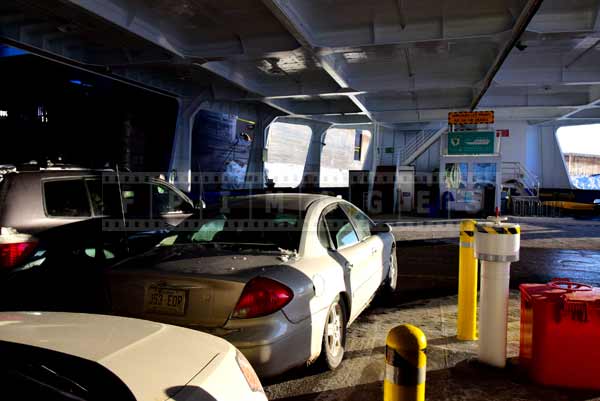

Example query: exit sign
[496,129,510,137]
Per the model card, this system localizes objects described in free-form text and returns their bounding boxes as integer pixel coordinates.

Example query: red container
[520,279,600,390]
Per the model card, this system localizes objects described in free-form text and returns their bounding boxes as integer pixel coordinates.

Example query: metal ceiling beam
[558,91,600,120]
[594,1,600,32]
[63,0,184,57]
[261,0,373,122]
[251,89,367,101]
[471,0,544,110]
[0,36,179,98]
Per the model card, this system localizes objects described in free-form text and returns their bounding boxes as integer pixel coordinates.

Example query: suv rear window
[44,180,91,217]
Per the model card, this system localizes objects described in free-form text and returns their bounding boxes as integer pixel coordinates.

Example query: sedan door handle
[345,262,354,269]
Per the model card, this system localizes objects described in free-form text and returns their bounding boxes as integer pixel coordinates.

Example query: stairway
[396,124,447,166]
[501,161,539,197]
[501,162,548,216]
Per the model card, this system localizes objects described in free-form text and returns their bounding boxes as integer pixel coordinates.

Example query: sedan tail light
[232,277,293,319]
[0,228,38,270]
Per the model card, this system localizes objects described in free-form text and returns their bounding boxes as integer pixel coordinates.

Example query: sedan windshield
[170,201,306,252]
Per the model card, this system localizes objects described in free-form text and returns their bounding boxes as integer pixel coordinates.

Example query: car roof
[0,312,232,401]
[230,193,335,211]
[16,168,110,175]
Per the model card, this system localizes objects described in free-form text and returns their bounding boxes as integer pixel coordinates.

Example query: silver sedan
[107,194,397,377]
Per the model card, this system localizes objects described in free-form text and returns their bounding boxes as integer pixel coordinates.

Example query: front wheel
[320,297,346,370]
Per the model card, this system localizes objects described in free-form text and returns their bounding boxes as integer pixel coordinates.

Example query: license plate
[145,286,187,316]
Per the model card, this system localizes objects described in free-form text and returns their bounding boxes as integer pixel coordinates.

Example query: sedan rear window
[173,203,305,251]
[44,180,91,217]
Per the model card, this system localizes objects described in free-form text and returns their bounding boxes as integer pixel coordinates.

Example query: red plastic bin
[520,279,600,390]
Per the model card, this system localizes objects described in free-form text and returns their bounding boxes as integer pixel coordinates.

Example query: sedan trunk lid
[108,244,287,328]
[0,312,231,401]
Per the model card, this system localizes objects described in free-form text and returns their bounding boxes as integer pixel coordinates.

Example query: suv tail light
[232,277,293,319]
[0,228,38,270]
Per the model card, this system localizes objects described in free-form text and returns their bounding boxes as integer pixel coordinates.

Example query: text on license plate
[145,286,187,315]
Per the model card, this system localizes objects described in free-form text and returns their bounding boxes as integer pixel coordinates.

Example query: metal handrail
[502,161,540,197]
[397,126,443,166]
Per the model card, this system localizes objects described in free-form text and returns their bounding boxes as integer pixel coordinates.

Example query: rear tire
[384,248,398,293]
[320,296,346,370]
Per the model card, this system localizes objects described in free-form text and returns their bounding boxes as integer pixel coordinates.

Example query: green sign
[447,131,495,155]
[384,147,395,154]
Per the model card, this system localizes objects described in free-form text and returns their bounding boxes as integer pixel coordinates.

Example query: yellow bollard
[383,324,426,401]
[457,220,478,340]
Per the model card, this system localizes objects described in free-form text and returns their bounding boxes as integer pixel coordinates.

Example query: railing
[511,196,562,217]
[502,161,540,197]
[397,125,447,166]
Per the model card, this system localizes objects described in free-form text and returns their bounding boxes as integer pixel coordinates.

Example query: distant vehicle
[108,194,397,377]
[0,163,195,271]
[0,312,267,401]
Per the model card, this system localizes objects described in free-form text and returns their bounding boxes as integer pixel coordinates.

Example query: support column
[245,105,279,190]
[300,122,332,191]
[168,92,210,192]
[368,123,381,213]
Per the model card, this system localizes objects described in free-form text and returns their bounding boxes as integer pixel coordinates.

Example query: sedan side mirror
[372,223,392,234]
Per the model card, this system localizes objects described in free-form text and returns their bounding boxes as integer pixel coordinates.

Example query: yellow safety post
[383,324,426,401]
[457,220,478,341]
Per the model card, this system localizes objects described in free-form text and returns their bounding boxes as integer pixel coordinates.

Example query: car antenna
[115,164,129,252]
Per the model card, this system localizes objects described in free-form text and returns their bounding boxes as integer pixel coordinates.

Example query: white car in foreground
[0,312,266,401]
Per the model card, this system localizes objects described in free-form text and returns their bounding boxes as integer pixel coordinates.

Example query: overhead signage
[448,111,494,125]
[448,131,495,155]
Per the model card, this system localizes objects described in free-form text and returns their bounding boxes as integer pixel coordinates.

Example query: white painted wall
[496,121,529,164]
[537,125,571,188]
[496,120,570,188]
[525,125,542,178]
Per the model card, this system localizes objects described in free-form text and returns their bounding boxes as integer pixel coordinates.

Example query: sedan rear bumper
[219,311,314,378]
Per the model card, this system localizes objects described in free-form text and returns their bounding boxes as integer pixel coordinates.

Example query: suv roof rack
[2,160,115,172]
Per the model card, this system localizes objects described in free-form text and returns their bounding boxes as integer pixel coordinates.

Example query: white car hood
[0,312,231,401]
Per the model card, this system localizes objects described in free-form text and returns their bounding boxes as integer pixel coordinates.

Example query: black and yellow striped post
[457,220,478,341]
[384,324,426,401]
